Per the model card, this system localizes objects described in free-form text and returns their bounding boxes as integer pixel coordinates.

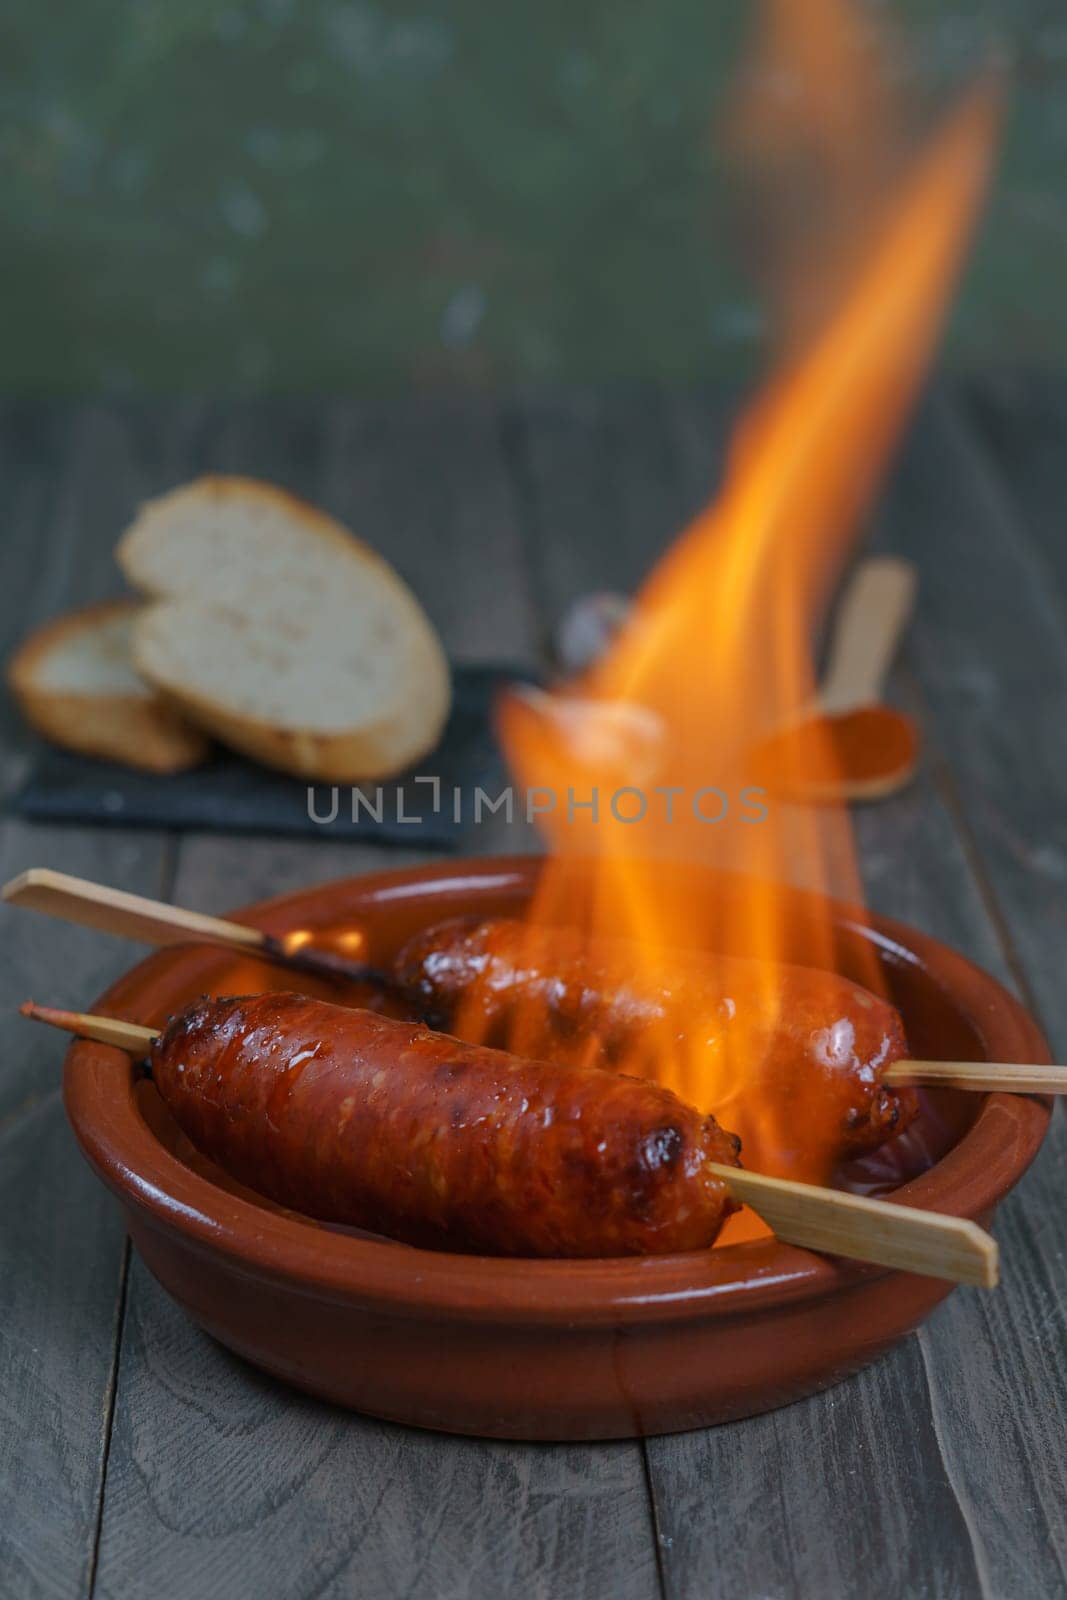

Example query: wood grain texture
[857,692,1067,1596]
[91,833,659,1600]
[189,395,543,859]
[874,386,1067,1015]
[866,396,1067,1596]
[964,372,1067,610]
[501,386,696,635]
[510,385,1067,1599]
[671,388,1067,1597]
[650,1336,984,1600]
[0,824,171,1122]
[644,672,1042,1600]
[170,394,542,669]
[6,389,1067,1600]
[0,1100,128,1600]
[95,1255,658,1600]
[90,401,655,1600]
[0,403,79,790]
[320,394,543,669]
[315,394,544,858]
[0,403,179,1600]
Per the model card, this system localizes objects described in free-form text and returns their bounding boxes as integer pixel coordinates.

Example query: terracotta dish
[62,858,1051,1440]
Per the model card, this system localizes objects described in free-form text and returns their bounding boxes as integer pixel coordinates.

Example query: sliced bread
[117,476,451,782]
[7,599,210,773]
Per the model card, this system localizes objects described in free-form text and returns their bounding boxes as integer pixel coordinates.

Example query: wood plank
[91,402,657,1600]
[651,385,1067,1597]
[191,394,542,859]
[0,824,171,1122]
[92,833,660,1600]
[317,395,544,858]
[26,385,1066,1600]
[177,393,542,669]
[508,387,1063,1598]
[649,1336,983,1600]
[0,399,210,793]
[0,1101,129,1600]
[647,670,1063,1600]
[502,386,697,637]
[862,391,1067,1594]
[97,1253,658,1600]
[874,387,1067,1018]
[963,371,1067,605]
[0,402,80,791]
[324,393,543,670]
[0,401,182,1600]
[858,699,1067,1594]
[0,398,194,1117]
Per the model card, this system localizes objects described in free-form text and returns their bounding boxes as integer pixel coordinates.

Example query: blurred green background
[2,0,1062,394]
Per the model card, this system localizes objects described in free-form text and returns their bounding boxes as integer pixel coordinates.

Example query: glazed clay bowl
[63,857,1051,1440]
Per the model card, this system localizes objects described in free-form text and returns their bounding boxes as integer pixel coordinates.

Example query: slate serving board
[8,662,537,848]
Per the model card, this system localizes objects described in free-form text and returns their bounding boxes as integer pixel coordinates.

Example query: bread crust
[119,477,452,782]
[131,603,449,782]
[7,599,210,774]
[117,475,414,598]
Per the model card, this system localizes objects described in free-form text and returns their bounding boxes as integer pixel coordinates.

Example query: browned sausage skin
[151,992,741,1257]
[395,917,917,1181]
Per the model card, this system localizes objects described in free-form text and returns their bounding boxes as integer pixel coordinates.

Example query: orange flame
[478,5,999,1185]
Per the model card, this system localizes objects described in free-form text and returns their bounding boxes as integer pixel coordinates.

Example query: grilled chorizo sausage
[150,991,742,1257]
[395,917,916,1181]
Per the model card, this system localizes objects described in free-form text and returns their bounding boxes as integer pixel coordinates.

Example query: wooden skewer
[21,1001,158,1053]
[6,868,1066,1101]
[22,1001,999,1288]
[5,868,265,950]
[711,1165,996,1288]
[884,1059,1067,1094]
[2,867,400,993]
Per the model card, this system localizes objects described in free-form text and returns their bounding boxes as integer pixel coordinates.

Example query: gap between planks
[85,834,181,1600]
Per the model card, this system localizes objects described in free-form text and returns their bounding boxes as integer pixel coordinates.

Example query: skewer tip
[20,1000,85,1031]
[19,1000,159,1053]
[962,1219,1000,1289]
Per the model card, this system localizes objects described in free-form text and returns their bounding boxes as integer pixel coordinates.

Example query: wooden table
[2,381,1064,1600]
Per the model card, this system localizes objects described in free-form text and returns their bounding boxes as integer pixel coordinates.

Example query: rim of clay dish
[63,858,1052,1328]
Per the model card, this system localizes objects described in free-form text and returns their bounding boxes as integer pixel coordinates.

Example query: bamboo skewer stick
[2,868,399,992]
[711,1165,997,1288]
[884,1059,1067,1093]
[6,868,1065,1100]
[21,1001,157,1053]
[5,869,264,950]
[22,1001,999,1288]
